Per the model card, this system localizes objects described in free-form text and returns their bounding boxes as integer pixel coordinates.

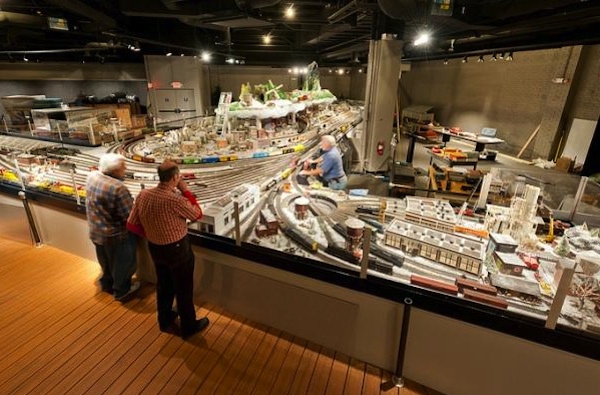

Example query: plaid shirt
[127,183,202,245]
[85,171,133,245]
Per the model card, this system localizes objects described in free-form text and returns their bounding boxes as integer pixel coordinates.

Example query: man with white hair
[300,135,347,190]
[85,153,139,301]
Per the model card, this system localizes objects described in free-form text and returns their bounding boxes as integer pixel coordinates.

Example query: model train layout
[2,98,600,336]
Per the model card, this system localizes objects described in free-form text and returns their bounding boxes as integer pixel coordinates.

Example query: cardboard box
[555,156,573,172]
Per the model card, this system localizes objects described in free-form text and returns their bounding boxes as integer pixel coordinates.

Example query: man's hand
[177,179,189,192]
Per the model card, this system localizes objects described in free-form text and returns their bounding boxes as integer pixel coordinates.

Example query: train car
[201,156,219,164]
[293,144,305,152]
[173,158,183,164]
[253,151,269,158]
[197,184,261,235]
[132,154,143,162]
[218,154,238,162]
[282,148,295,154]
[180,173,196,180]
[142,156,155,163]
[183,157,201,165]
[133,172,158,181]
[281,168,294,179]
[283,227,318,252]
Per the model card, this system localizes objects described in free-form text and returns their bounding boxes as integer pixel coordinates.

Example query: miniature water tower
[345,218,365,252]
[294,197,310,220]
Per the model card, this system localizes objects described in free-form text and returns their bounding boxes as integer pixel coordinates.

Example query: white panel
[562,118,597,165]
[0,193,32,244]
[176,89,196,111]
[405,308,600,395]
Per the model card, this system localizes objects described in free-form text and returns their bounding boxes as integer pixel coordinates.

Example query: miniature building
[508,184,541,243]
[198,184,260,235]
[494,251,528,276]
[402,196,457,234]
[255,224,277,238]
[181,141,197,155]
[260,209,278,230]
[385,219,484,275]
[345,218,365,252]
[216,137,228,149]
[485,204,511,234]
[294,197,310,220]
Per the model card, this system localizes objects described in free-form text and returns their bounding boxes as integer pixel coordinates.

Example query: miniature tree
[554,236,571,257]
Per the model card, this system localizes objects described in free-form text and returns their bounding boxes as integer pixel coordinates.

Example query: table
[428,149,479,170]
[437,130,504,153]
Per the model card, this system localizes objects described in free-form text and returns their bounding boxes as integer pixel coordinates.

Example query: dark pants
[148,236,196,335]
[94,233,137,298]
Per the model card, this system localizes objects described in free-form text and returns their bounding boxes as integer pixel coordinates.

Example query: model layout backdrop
[2,64,600,336]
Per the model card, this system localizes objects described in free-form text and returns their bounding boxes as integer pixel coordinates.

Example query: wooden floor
[0,237,441,395]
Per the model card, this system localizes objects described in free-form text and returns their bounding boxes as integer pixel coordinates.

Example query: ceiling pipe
[44,0,117,29]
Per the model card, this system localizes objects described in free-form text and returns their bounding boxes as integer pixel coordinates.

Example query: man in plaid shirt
[127,160,209,339]
[86,153,140,301]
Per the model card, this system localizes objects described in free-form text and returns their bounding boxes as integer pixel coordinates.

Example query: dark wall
[400,45,600,160]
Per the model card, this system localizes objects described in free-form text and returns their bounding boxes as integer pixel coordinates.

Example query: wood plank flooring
[0,237,442,395]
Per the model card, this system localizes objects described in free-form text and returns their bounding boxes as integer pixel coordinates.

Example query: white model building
[401,196,457,234]
[197,184,260,235]
[384,219,484,275]
[484,204,512,233]
[508,184,541,243]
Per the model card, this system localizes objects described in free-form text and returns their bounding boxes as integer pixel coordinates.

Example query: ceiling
[1,0,600,66]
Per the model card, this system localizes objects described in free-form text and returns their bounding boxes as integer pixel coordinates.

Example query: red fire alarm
[377,141,385,156]
[171,81,182,89]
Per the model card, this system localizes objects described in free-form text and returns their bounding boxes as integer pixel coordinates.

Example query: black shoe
[114,281,141,302]
[181,317,209,340]
[159,310,179,332]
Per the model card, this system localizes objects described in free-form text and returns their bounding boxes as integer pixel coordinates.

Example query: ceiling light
[235,59,240,64]
[413,32,430,46]
[301,67,308,74]
[285,4,295,19]
[462,56,468,63]
[226,58,235,64]
[23,56,29,62]
[202,51,211,62]
[443,58,448,65]
[337,68,344,75]
[358,69,363,73]
[477,55,484,63]
[293,67,299,74]
[328,69,332,73]
[499,52,505,60]
[506,51,513,61]
[180,53,185,57]
[287,68,292,73]
[263,34,271,44]
[166,52,172,57]
[240,60,245,65]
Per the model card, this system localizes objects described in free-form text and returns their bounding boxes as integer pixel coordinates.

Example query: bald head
[158,160,180,183]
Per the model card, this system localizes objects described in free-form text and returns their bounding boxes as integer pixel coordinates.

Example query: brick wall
[400,45,600,160]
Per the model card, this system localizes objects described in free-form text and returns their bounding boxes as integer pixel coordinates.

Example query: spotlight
[413,32,430,46]
[180,53,185,57]
[506,51,513,61]
[288,68,292,73]
[263,34,271,44]
[443,58,448,65]
[358,69,363,73]
[477,55,484,63]
[328,69,332,73]
[201,51,211,62]
[293,67,299,74]
[462,56,468,63]
[285,4,295,19]
[23,56,29,62]
[491,53,497,61]
[235,59,240,64]
[301,67,308,74]
[166,52,172,57]
[226,58,235,64]
[240,60,245,65]
[337,68,344,75]
[499,52,505,60]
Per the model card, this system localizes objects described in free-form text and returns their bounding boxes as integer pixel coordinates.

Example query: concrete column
[360,38,402,172]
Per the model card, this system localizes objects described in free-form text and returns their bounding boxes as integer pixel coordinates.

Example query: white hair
[322,135,336,147]
[99,153,125,174]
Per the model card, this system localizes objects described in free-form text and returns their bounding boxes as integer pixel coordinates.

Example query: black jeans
[94,233,137,298]
[148,236,196,335]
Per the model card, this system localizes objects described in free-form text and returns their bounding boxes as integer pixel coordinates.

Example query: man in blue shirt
[300,135,347,190]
